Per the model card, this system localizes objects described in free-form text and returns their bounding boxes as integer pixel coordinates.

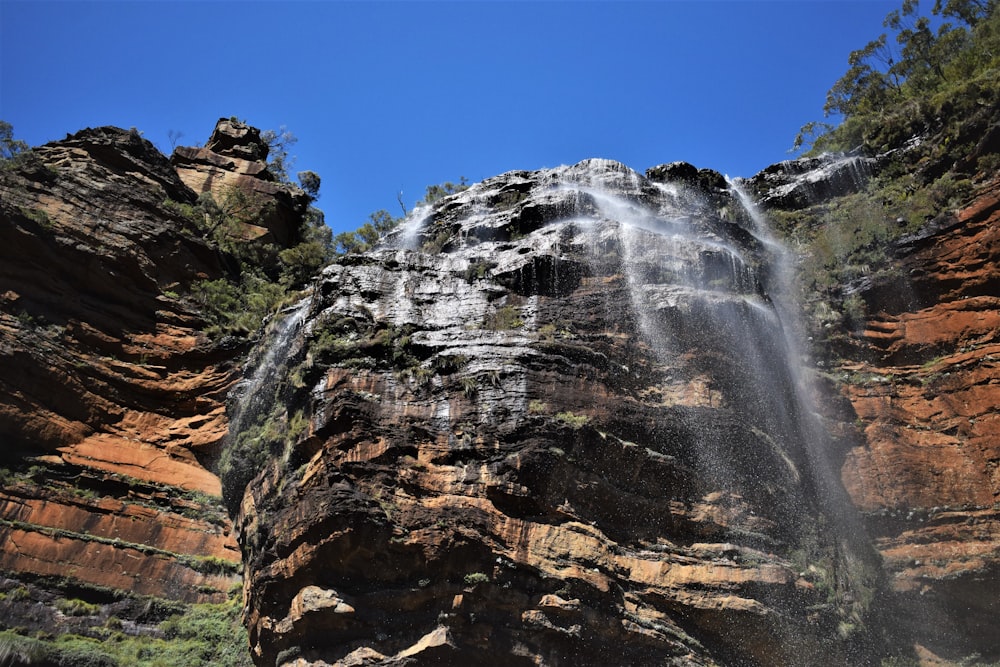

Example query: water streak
[227,296,311,443]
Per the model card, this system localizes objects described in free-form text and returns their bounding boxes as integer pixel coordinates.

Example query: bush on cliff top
[796,0,1000,163]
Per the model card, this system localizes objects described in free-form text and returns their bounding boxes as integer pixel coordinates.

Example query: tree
[797,0,998,154]
[0,121,29,161]
[297,170,321,199]
[261,126,297,182]
[421,177,469,205]
[167,129,184,150]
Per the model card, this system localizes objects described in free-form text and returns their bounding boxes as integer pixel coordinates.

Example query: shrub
[483,304,523,330]
[528,400,548,414]
[555,411,590,429]
[463,572,490,585]
[55,598,101,616]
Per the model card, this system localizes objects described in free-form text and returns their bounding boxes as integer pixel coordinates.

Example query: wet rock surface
[2,120,995,665]
[233,160,886,666]
[836,179,1000,663]
[751,152,1000,664]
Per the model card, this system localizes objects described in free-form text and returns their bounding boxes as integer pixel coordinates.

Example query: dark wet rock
[232,159,888,667]
[748,152,879,209]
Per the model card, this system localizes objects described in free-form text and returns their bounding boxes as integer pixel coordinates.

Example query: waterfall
[227,297,311,440]
[728,175,885,626]
[392,202,434,251]
[230,158,905,665]
[221,295,311,509]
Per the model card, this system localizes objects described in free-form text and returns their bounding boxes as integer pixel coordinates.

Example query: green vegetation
[0,120,29,160]
[777,0,999,348]
[528,399,548,414]
[555,411,590,429]
[796,0,999,162]
[463,572,490,585]
[334,208,402,254]
[156,124,336,339]
[0,516,240,576]
[333,178,469,255]
[483,304,524,330]
[260,125,297,183]
[0,595,250,667]
[55,598,101,617]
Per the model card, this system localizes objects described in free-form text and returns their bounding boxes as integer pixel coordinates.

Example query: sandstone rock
[206,117,269,161]
[171,118,310,247]
[0,126,242,612]
[232,159,885,666]
[833,177,1000,663]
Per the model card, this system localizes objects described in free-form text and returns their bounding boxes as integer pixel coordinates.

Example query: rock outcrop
[752,152,1000,664]
[0,120,306,644]
[2,116,996,666]
[231,160,890,667]
[172,118,311,247]
[836,180,1000,663]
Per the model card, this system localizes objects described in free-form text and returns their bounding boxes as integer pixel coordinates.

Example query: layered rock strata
[172,118,310,246]
[233,160,888,666]
[838,180,1000,663]
[753,156,1000,664]
[0,121,300,634]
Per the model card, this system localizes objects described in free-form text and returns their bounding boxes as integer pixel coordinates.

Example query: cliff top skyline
[2,0,896,234]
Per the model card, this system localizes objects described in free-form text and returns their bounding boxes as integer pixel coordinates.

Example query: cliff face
[751,155,1000,664]
[1,118,996,667]
[836,181,1000,662]
[231,160,888,667]
[0,120,303,649]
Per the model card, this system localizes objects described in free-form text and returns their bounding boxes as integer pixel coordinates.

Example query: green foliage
[334,208,403,254]
[261,126,297,183]
[463,572,490,585]
[56,597,101,616]
[463,260,495,283]
[528,400,548,414]
[18,205,52,230]
[772,158,979,347]
[432,354,469,374]
[797,0,1000,156]
[185,555,241,576]
[9,585,31,601]
[421,177,469,205]
[333,179,470,256]
[191,273,287,337]
[460,376,479,398]
[296,170,321,198]
[555,411,590,429]
[0,596,251,667]
[219,408,286,511]
[483,304,524,330]
[158,125,333,342]
[0,120,29,162]
[278,240,328,287]
[421,228,452,254]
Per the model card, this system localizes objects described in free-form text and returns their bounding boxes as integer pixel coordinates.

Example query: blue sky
[1,1,897,235]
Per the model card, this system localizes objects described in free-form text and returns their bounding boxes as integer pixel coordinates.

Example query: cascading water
[227,297,311,438]
[221,295,311,509]
[232,158,901,666]
[728,176,885,583]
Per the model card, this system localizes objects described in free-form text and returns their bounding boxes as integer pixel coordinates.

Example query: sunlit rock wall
[233,160,887,667]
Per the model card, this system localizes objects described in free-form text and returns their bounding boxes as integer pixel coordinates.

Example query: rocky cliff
[750,152,1000,665]
[0,120,309,661]
[229,160,895,667]
[1,118,996,667]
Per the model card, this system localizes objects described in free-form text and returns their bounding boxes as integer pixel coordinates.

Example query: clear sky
[1,0,897,235]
